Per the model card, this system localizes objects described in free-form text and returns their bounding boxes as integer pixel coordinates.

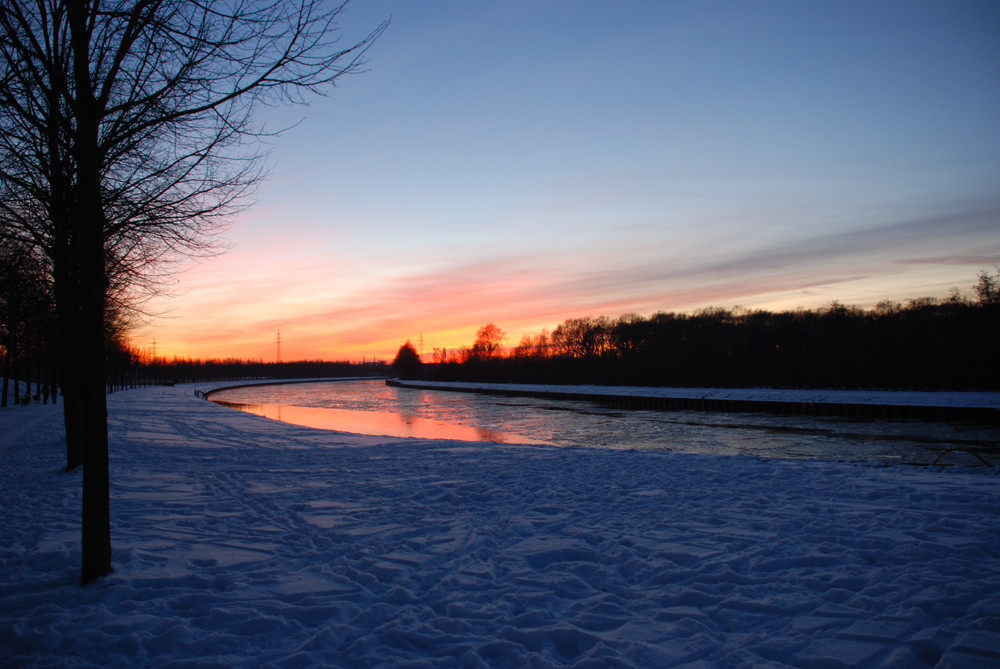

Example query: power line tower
[276,329,282,363]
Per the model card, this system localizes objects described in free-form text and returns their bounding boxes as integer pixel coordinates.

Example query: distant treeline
[397,274,1000,390]
[106,355,388,392]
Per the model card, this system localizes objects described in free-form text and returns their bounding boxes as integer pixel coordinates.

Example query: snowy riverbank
[2,383,999,667]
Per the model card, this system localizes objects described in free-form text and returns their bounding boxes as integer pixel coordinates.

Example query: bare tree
[0,239,54,407]
[512,329,550,360]
[551,316,613,358]
[974,267,1000,305]
[0,0,386,583]
[471,322,506,360]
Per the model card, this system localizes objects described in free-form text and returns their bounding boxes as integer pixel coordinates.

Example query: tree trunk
[55,275,85,469]
[63,202,112,583]
[73,170,112,585]
[2,344,9,408]
[68,1,112,585]
[77,263,110,584]
[12,335,19,406]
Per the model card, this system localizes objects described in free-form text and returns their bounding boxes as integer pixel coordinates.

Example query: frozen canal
[210,379,999,465]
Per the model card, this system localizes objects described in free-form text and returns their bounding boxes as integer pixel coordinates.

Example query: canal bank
[387,379,1000,424]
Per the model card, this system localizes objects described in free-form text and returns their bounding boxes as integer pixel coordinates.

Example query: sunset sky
[137,0,1000,362]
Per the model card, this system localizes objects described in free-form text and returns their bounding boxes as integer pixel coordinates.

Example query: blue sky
[141,0,1000,361]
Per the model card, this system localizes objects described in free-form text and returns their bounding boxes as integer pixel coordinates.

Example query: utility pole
[276,329,281,363]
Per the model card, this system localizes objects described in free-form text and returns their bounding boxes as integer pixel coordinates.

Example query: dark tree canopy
[426,281,1000,390]
[392,341,423,380]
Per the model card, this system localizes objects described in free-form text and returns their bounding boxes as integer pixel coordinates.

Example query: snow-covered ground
[2,383,999,667]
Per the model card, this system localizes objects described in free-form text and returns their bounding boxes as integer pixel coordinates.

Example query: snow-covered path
[2,384,999,667]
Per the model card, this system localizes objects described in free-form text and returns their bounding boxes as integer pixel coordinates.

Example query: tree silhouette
[0,0,386,584]
[471,323,505,360]
[0,239,54,407]
[975,267,1000,305]
[430,281,999,391]
[392,341,423,380]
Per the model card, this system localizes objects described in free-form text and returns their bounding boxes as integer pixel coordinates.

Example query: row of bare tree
[0,1,385,583]
[109,355,389,387]
[0,239,56,405]
[0,236,156,405]
[402,271,1000,390]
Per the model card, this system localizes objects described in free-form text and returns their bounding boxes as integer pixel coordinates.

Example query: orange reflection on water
[215,401,548,444]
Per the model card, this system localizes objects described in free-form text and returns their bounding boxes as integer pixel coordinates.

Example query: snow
[2,382,999,668]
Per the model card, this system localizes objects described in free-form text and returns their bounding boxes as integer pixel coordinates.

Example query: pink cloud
[139,203,1000,361]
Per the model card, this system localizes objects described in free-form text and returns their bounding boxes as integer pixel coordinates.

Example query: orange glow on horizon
[136,237,995,364]
[142,282,973,364]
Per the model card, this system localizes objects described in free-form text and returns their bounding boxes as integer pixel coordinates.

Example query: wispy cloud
[140,199,999,360]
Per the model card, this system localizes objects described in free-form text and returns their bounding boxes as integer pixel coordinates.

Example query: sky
[137,0,1000,362]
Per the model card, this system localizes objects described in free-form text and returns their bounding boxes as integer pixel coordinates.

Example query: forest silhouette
[397,270,1000,391]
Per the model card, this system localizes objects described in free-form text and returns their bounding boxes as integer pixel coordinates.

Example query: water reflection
[213,399,551,445]
[209,380,1000,464]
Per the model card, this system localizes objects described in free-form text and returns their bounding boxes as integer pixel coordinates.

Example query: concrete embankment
[194,376,389,400]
